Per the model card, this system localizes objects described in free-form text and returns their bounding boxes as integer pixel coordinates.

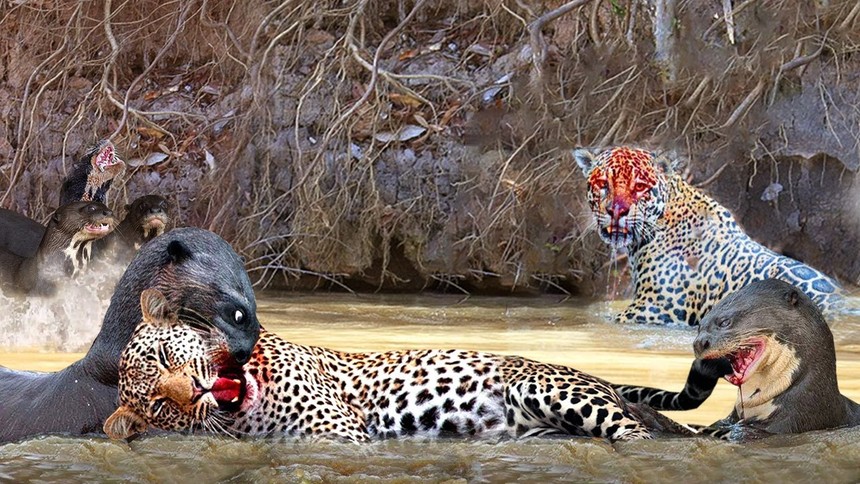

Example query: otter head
[105,288,247,439]
[126,195,172,242]
[81,139,126,202]
[49,201,117,241]
[693,279,834,411]
[573,147,672,249]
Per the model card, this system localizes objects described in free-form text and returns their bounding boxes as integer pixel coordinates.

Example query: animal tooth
[232,379,241,384]
[231,397,238,403]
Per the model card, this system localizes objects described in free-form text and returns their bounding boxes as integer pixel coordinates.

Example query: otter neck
[41,225,95,276]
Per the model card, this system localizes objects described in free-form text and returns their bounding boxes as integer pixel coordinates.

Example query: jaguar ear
[167,240,193,264]
[572,148,597,177]
[104,405,148,440]
[650,151,674,175]
[140,288,173,325]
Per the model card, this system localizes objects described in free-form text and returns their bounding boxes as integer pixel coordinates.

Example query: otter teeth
[232,379,241,384]
[230,397,239,403]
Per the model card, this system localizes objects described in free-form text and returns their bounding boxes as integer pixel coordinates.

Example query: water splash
[0,262,127,351]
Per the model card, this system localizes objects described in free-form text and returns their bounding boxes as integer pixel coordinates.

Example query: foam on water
[0,262,127,351]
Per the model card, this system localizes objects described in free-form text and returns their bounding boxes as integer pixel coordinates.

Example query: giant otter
[0,140,125,259]
[620,279,860,440]
[0,228,260,443]
[59,139,126,205]
[694,279,860,438]
[0,201,116,294]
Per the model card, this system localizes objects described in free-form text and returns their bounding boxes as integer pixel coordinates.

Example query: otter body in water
[0,228,260,443]
[620,279,860,440]
[694,279,860,438]
[0,201,115,294]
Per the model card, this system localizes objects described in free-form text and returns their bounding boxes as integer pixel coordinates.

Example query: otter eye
[235,310,244,324]
[717,318,731,329]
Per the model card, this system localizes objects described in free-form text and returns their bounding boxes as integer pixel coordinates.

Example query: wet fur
[0,228,260,443]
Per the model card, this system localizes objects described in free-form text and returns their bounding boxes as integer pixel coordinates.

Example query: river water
[1,292,859,482]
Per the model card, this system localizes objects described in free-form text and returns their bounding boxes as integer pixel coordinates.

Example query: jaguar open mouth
[722,338,766,386]
[600,225,634,248]
[84,222,112,235]
[208,366,248,412]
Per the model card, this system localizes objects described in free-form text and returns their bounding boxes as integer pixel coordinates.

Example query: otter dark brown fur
[0,140,125,260]
[59,139,126,206]
[620,279,860,441]
[100,195,171,261]
[693,279,860,439]
[0,201,116,294]
[0,228,260,443]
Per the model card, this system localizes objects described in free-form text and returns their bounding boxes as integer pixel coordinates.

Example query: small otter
[97,195,172,263]
[59,139,126,206]
[0,201,116,294]
[0,140,125,260]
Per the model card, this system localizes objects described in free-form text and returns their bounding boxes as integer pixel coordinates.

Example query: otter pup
[94,195,172,264]
[0,201,116,294]
[59,139,126,205]
[0,228,260,443]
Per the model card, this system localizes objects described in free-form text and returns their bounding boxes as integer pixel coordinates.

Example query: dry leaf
[374,125,426,143]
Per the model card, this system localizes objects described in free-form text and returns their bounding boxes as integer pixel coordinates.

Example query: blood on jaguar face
[574,147,669,249]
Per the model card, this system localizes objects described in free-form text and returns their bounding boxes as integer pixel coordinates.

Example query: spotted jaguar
[574,146,841,326]
[104,289,697,443]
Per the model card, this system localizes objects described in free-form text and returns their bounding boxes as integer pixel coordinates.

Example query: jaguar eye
[157,344,171,368]
[151,398,166,416]
[235,310,244,324]
[633,181,651,193]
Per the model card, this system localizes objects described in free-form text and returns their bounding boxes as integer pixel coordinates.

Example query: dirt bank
[0,0,857,294]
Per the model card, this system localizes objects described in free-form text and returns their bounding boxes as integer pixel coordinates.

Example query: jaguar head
[573,147,671,249]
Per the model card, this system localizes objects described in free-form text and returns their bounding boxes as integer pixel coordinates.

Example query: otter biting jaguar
[619,279,860,440]
[0,201,115,294]
[0,228,260,443]
[104,289,699,443]
[574,146,841,325]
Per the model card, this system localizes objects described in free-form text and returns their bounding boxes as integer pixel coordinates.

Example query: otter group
[0,144,855,445]
[0,141,173,295]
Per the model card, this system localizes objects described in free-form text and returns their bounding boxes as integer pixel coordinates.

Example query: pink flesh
[725,343,764,386]
[210,377,241,403]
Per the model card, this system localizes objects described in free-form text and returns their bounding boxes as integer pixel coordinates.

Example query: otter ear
[572,148,597,176]
[784,287,800,307]
[651,152,674,175]
[104,405,148,440]
[140,288,173,325]
[51,211,62,224]
[167,240,193,264]
[125,203,132,212]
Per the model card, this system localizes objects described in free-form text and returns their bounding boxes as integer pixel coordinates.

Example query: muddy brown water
[1,293,859,482]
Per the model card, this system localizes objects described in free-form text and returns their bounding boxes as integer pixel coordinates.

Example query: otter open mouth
[143,216,167,232]
[94,145,123,172]
[84,222,112,235]
[723,338,766,386]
